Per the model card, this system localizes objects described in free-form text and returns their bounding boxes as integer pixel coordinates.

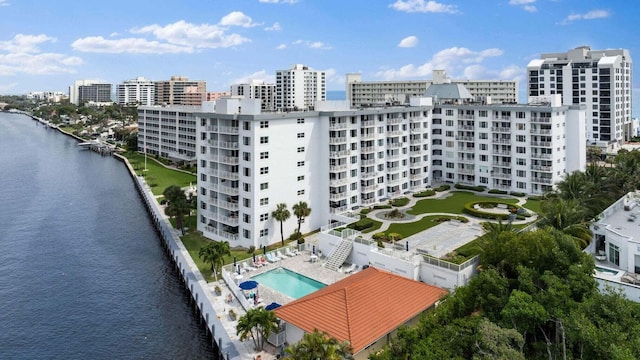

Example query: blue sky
[0,0,637,115]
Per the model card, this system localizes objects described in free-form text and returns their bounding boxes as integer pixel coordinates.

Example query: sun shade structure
[274,266,447,355]
[264,302,281,311]
[238,280,258,290]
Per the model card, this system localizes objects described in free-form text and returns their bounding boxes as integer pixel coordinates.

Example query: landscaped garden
[407,191,519,215]
[121,151,196,195]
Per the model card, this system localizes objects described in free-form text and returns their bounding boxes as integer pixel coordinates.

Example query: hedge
[455,183,486,192]
[435,184,451,192]
[390,197,410,207]
[348,217,376,231]
[413,189,436,198]
[510,191,526,197]
[462,201,521,220]
[488,189,508,195]
[360,208,372,215]
[373,204,392,210]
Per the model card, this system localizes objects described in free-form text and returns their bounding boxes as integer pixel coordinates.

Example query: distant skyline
[0,0,637,116]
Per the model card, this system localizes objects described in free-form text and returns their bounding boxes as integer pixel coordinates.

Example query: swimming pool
[252,267,326,299]
[595,265,622,276]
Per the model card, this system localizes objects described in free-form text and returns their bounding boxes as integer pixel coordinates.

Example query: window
[297,147,305,153]
[260,136,269,144]
[243,121,250,130]
[445,109,454,116]
[260,182,268,190]
[516,170,526,177]
[243,198,250,207]
[297,132,305,138]
[260,121,269,128]
[609,243,620,266]
[243,229,250,239]
[297,175,304,181]
[243,183,250,192]
[516,146,526,154]
[260,229,269,237]
[517,123,526,131]
[297,161,305,167]
[479,121,487,128]
[478,110,488,117]
[297,189,305,195]
[260,213,268,221]
[260,152,269,159]
[445,120,454,126]
[479,133,488,140]
[517,181,527,189]
[297,118,305,124]
[243,137,250,146]
[516,158,526,166]
[516,135,526,142]
[243,213,250,224]
[260,197,269,206]
[243,167,250,176]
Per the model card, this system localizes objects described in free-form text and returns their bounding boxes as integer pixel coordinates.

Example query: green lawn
[522,198,542,214]
[121,151,196,195]
[384,215,461,238]
[407,191,519,215]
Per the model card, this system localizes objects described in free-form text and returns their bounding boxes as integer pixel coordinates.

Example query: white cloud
[0,34,82,76]
[292,39,331,50]
[219,11,261,28]
[509,0,537,12]
[230,70,275,85]
[276,43,287,50]
[374,46,505,80]
[0,0,9,6]
[265,22,282,31]
[71,36,193,54]
[561,9,610,25]
[389,0,459,14]
[0,34,55,53]
[130,20,250,50]
[398,35,419,48]
[258,0,298,3]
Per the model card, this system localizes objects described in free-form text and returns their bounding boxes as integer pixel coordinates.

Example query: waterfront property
[251,267,326,299]
[587,190,640,302]
[273,267,447,360]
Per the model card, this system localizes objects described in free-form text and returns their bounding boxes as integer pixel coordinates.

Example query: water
[0,113,215,359]
[251,268,325,299]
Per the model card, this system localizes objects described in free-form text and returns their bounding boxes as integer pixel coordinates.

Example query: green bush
[289,230,303,242]
[527,195,542,201]
[390,197,410,207]
[462,201,522,220]
[455,183,486,192]
[510,191,526,197]
[372,232,387,241]
[360,208,371,215]
[373,204,392,210]
[435,185,451,192]
[488,189,508,195]
[348,218,375,231]
[413,189,436,198]
[377,239,384,248]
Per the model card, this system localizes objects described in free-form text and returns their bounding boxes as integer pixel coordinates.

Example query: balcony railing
[531,141,551,147]
[530,129,552,135]
[330,164,349,171]
[329,192,348,200]
[531,165,552,172]
[532,177,553,184]
[329,137,347,144]
[493,173,512,179]
[492,139,511,144]
[329,122,348,130]
[531,153,552,160]
[329,150,350,158]
[531,116,551,123]
[207,140,239,149]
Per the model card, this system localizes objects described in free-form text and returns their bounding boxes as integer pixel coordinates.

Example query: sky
[0,0,638,115]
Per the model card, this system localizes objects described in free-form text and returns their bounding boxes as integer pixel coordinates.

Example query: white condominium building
[275,64,326,111]
[230,80,276,111]
[527,46,632,151]
[116,77,155,106]
[196,97,433,248]
[137,105,199,164]
[346,70,519,108]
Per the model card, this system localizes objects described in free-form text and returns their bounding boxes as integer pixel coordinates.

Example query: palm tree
[236,307,279,352]
[163,185,190,234]
[537,198,592,249]
[292,201,312,234]
[283,329,354,360]
[272,203,291,246]
[198,240,231,280]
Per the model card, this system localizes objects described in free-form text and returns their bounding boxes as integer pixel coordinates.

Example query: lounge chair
[343,264,356,274]
[252,259,263,268]
[257,256,268,266]
[266,253,280,263]
[285,247,297,257]
[276,250,288,259]
[243,262,256,272]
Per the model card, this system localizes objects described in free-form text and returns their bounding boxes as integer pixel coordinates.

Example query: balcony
[531,153,552,160]
[388,118,403,125]
[204,226,238,241]
[207,126,239,134]
[361,146,376,153]
[531,116,551,123]
[330,163,349,171]
[206,169,239,180]
[530,129,551,135]
[329,178,350,186]
[387,130,404,137]
[532,177,553,184]
[531,141,552,147]
[330,206,349,214]
[329,122,348,130]
[208,140,239,149]
[491,127,511,133]
[210,184,239,195]
[458,168,475,175]
[329,192,348,200]
[360,133,376,140]
[458,158,475,164]
[492,150,511,156]
[361,198,377,205]
[361,184,377,192]
[361,120,375,127]
[329,150,350,158]
[493,173,512,179]
[387,142,403,149]
[457,125,474,131]
[492,162,511,168]
[210,199,239,210]
[531,165,552,172]
[329,137,347,144]
[361,171,376,179]
[210,155,239,165]
[360,159,376,166]
[458,114,475,120]
[492,139,511,144]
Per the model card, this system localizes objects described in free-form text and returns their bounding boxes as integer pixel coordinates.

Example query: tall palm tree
[292,201,312,234]
[236,307,279,352]
[198,240,231,280]
[283,329,354,360]
[271,203,291,246]
[537,198,592,249]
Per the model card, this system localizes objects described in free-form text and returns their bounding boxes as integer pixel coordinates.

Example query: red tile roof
[273,266,447,354]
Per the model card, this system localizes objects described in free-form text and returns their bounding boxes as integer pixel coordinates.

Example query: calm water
[252,268,325,299]
[0,113,215,359]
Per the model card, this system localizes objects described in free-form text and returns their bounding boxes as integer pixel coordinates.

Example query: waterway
[0,113,216,359]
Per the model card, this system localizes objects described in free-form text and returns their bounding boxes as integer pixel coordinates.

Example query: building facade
[78,83,112,104]
[137,105,199,164]
[116,77,155,106]
[346,70,519,108]
[275,64,326,111]
[527,46,633,151]
[69,80,108,105]
[154,76,206,106]
[231,80,276,111]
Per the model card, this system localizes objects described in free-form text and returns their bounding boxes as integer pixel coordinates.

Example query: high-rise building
[231,80,276,111]
[154,76,206,106]
[527,46,633,151]
[78,83,112,105]
[137,105,199,164]
[206,91,231,101]
[116,77,155,106]
[275,64,326,111]
[346,70,519,108]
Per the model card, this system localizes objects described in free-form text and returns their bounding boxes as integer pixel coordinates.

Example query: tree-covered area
[371,150,640,360]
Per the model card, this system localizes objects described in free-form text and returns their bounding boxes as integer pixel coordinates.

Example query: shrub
[488,189,508,195]
[510,191,526,197]
[527,195,542,201]
[247,246,255,254]
[348,218,375,231]
[390,197,410,207]
[360,208,371,215]
[462,201,522,220]
[384,209,405,219]
[455,183,486,192]
[377,239,384,248]
[373,204,392,210]
[435,184,451,192]
[289,230,303,242]
[372,232,387,241]
[413,189,436,198]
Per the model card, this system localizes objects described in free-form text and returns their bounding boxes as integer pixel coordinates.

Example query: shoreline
[20,112,244,359]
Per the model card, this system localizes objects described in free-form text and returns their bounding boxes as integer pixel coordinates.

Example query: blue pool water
[252,268,326,299]
[595,266,621,275]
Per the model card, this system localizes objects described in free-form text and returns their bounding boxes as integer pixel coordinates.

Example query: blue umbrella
[239,280,258,290]
[265,302,281,311]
